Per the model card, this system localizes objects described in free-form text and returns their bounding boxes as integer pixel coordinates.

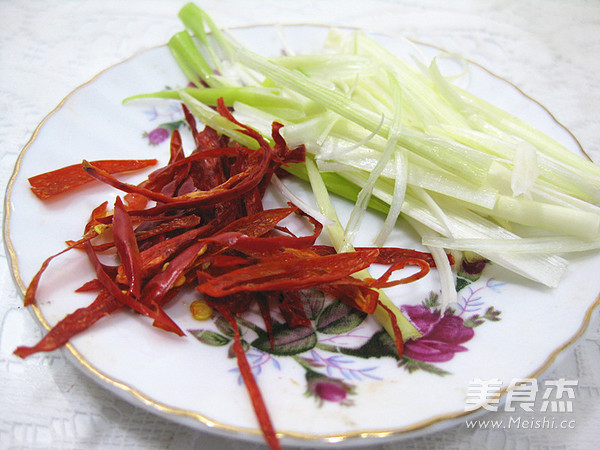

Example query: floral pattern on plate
[189,258,502,407]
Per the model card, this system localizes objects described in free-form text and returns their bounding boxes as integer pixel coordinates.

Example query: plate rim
[4,23,600,446]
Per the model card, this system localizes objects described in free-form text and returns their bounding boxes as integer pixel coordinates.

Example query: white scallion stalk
[274,24,296,57]
[236,42,495,184]
[304,157,421,341]
[468,194,600,240]
[342,72,403,251]
[178,90,259,149]
[456,85,600,179]
[511,142,540,198]
[139,4,600,293]
[411,186,454,238]
[421,235,600,254]
[280,112,336,149]
[270,174,336,227]
[345,177,569,287]
[317,147,498,209]
[374,72,408,247]
[270,54,378,81]
[375,148,408,246]
[230,101,282,136]
[405,217,457,313]
[352,32,471,129]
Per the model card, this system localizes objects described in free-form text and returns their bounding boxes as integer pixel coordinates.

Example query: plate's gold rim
[4,23,599,446]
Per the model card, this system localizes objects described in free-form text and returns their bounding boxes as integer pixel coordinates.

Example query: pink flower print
[304,370,355,406]
[144,127,170,145]
[402,305,474,363]
[142,120,185,146]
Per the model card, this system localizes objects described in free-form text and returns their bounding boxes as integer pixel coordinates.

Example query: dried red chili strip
[82,150,239,204]
[182,103,200,145]
[310,257,431,298]
[14,290,122,358]
[151,160,192,198]
[257,122,286,196]
[227,225,322,254]
[16,286,185,361]
[140,241,207,307]
[377,299,405,358]
[309,245,447,267]
[84,145,271,214]
[257,294,275,349]
[117,227,203,285]
[240,187,263,216]
[112,197,144,298]
[194,254,251,271]
[312,281,378,314]
[279,291,312,327]
[216,98,268,150]
[124,192,150,211]
[219,206,296,236]
[126,212,234,283]
[367,257,431,289]
[223,210,323,256]
[193,120,225,152]
[260,123,305,189]
[76,265,118,293]
[28,159,158,200]
[146,148,226,187]
[17,283,185,360]
[84,241,184,336]
[134,215,203,242]
[24,231,99,306]
[83,201,110,233]
[187,121,228,194]
[214,305,282,450]
[169,128,184,164]
[196,250,380,297]
[75,278,104,293]
[370,247,454,266]
[16,99,440,450]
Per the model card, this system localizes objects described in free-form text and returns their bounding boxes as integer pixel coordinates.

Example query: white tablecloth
[2,1,599,448]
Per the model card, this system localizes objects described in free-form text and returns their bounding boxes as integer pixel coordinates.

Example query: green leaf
[456,255,487,291]
[443,306,456,316]
[422,291,440,309]
[301,289,326,320]
[214,314,235,337]
[159,120,186,131]
[464,306,501,328]
[455,276,472,293]
[399,356,451,376]
[463,314,484,328]
[228,339,250,358]
[316,300,367,334]
[328,330,400,360]
[189,329,231,346]
[484,306,502,322]
[251,323,317,356]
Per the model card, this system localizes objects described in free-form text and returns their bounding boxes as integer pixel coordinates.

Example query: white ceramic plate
[5,25,600,447]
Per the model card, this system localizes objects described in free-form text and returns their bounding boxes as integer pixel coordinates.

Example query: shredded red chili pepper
[28,159,158,200]
[15,98,446,449]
